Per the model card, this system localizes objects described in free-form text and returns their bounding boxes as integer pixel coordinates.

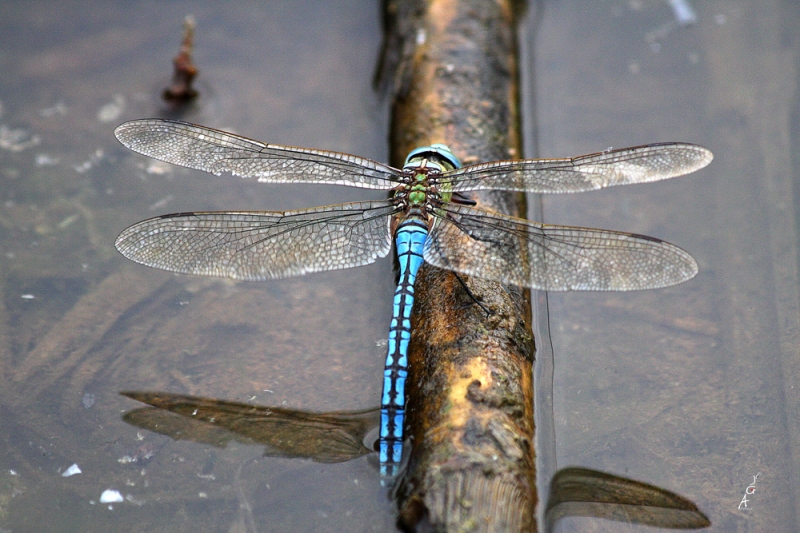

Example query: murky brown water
[0,1,397,531]
[1,1,797,531]
[534,1,800,531]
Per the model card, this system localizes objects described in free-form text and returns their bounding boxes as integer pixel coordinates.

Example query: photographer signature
[738,472,761,511]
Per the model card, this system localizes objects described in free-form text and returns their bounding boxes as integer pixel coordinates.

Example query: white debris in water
[97,95,126,123]
[0,125,41,152]
[21,294,35,300]
[125,494,145,506]
[35,153,60,166]
[62,464,82,477]
[58,214,80,229]
[74,149,105,173]
[39,101,68,117]
[668,0,697,26]
[148,194,174,211]
[644,0,698,48]
[82,393,96,409]
[145,161,170,175]
[99,489,124,503]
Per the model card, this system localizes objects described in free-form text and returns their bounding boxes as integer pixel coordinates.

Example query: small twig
[163,16,199,104]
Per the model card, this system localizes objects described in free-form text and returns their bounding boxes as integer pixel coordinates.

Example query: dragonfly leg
[454,272,493,317]
[450,191,477,206]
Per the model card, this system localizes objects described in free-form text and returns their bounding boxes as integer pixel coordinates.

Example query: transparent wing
[425,204,697,291]
[115,201,399,281]
[114,119,404,190]
[441,143,713,193]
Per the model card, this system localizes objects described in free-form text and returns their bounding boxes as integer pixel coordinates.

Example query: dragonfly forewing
[426,204,698,291]
[115,201,399,281]
[443,143,713,194]
[114,119,404,190]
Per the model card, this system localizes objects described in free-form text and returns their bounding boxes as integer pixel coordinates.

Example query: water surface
[1,1,797,532]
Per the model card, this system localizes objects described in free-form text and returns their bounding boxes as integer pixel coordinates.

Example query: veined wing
[115,201,399,281]
[441,143,712,193]
[426,204,697,291]
[114,119,404,190]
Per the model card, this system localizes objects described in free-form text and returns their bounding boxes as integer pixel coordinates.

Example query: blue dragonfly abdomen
[380,220,424,476]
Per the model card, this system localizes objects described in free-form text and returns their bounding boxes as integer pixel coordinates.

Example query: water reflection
[122,391,376,464]
[546,467,709,530]
[121,390,710,530]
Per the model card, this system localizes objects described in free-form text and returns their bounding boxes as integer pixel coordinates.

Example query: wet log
[383,1,537,531]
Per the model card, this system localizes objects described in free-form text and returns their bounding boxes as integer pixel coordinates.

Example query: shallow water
[0,2,397,531]
[1,1,797,532]
[534,1,800,531]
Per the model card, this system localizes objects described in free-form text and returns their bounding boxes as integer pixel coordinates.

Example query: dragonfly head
[404,144,461,171]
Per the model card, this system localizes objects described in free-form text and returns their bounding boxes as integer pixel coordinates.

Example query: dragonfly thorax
[392,165,445,217]
[408,185,427,206]
[396,147,458,213]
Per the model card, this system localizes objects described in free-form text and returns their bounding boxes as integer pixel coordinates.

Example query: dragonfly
[114,119,713,478]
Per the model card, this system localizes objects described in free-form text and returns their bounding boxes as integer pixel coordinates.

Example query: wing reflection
[121,391,378,464]
[546,467,710,530]
[122,391,710,530]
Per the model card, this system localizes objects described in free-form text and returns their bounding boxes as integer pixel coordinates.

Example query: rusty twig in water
[163,15,199,104]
